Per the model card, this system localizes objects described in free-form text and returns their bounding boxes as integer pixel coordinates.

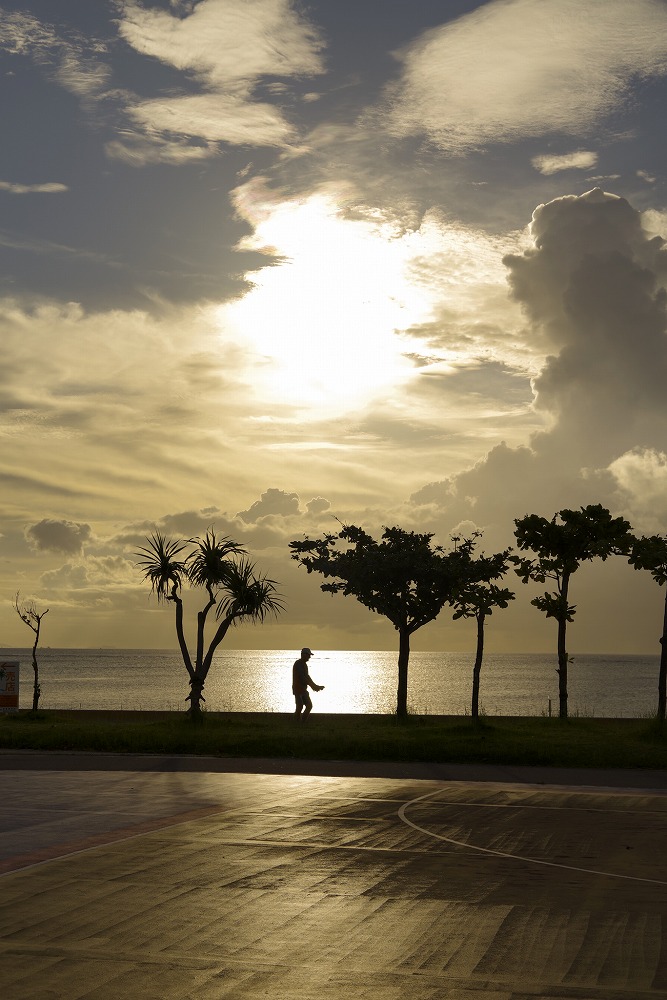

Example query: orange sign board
[0,661,19,712]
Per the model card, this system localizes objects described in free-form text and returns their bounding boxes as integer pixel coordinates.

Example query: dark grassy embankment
[0,710,666,770]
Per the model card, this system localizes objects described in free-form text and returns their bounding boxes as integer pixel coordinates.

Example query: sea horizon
[0,647,661,718]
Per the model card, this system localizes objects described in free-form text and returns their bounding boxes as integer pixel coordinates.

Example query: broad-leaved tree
[289,525,476,717]
[513,505,632,719]
[628,534,667,725]
[452,549,514,720]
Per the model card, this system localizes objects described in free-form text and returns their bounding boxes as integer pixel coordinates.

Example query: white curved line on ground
[397,787,667,886]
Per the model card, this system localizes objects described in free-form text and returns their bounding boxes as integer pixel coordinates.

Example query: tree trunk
[557,573,570,719]
[396,629,410,717]
[172,591,194,678]
[187,675,206,722]
[471,612,484,720]
[658,588,667,726]
[31,629,40,713]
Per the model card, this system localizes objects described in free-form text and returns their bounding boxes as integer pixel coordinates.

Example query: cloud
[26,518,92,554]
[115,0,325,151]
[306,497,330,515]
[408,188,667,547]
[387,0,667,151]
[104,135,215,167]
[0,11,58,54]
[0,10,110,100]
[0,180,68,195]
[237,488,301,523]
[504,188,667,462]
[40,562,90,590]
[531,152,598,176]
[126,92,294,147]
[607,448,667,532]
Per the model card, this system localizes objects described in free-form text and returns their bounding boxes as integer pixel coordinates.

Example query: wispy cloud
[531,151,598,176]
[0,10,58,54]
[387,0,667,151]
[0,9,110,99]
[0,180,68,195]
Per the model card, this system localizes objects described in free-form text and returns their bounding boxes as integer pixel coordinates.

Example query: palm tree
[137,530,284,719]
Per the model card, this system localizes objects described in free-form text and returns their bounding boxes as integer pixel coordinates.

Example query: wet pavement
[1,753,667,998]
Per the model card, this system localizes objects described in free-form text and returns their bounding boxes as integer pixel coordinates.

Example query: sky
[2,0,667,656]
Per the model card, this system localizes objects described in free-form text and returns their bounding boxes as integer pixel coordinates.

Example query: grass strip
[0,711,666,770]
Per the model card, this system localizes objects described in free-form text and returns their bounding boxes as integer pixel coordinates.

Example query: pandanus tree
[14,592,49,712]
[289,524,476,717]
[513,505,632,719]
[628,534,667,725]
[138,530,284,719]
[451,549,514,720]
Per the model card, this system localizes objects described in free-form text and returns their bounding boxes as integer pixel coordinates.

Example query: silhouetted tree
[452,549,514,720]
[289,525,476,717]
[14,592,49,712]
[628,534,667,725]
[138,530,284,719]
[513,505,632,719]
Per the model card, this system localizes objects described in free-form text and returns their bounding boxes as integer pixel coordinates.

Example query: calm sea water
[0,648,661,717]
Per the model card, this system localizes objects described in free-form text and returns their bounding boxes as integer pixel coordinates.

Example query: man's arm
[306,672,324,692]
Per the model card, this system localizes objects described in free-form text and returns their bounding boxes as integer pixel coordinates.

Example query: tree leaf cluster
[289,525,481,635]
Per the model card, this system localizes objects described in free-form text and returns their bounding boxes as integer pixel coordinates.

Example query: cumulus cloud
[237,488,301,523]
[40,562,89,589]
[306,496,330,515]
[116,0,325,152]
[607,448,667,531]
[387,0,667,151]
[531,152,598,176]
[26,518,92,554]
[505,188,667,461]
[409,189,667,545]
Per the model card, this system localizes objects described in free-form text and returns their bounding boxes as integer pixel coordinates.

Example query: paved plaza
[1,754,667,999]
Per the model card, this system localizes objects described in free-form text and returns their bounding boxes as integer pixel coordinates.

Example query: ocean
[0,648,661,717]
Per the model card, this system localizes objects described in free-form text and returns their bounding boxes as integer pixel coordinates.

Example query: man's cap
[301,647,313,657]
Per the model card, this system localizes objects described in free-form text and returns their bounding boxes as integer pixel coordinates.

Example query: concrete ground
[1,753,667,999]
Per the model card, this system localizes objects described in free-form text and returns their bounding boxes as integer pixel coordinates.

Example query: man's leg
[302,691,313,719]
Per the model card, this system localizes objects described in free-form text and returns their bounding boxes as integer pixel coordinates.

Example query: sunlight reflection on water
[1,647,661,717]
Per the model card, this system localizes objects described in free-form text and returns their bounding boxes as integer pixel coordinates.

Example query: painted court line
[397,786,667,887]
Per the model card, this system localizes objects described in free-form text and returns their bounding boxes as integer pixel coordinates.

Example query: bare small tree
[14,592,49,712]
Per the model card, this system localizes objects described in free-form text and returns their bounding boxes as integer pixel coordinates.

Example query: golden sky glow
[1,0,667,655]
[221,186,440,413]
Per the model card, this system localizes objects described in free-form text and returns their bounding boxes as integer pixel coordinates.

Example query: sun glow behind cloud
[219,184,441,413]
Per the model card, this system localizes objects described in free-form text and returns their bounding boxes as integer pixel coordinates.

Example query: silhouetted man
[292,647,324,719]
